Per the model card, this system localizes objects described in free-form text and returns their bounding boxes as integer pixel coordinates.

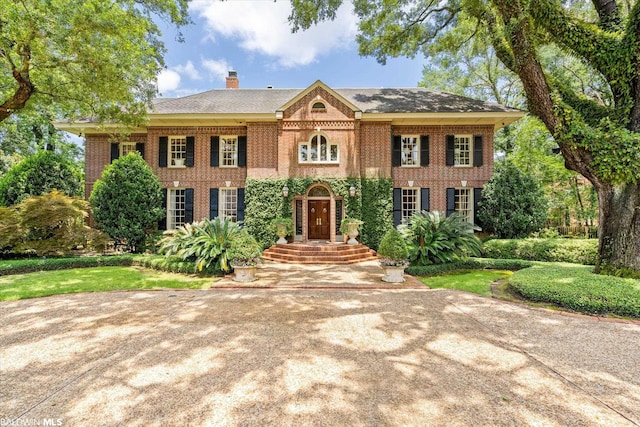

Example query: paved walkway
[1,264,639,426]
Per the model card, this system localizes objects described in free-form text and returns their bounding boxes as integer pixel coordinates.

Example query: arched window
[299,134,339,163]
[312,101,326,110]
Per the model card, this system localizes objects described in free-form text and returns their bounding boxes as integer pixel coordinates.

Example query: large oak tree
[290,0,640,275]
[0,0,189,126]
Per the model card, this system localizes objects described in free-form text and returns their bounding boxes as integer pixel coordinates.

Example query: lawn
[419,270,512,297]
[0,267,215,301]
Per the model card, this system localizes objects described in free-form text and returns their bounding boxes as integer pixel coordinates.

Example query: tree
[478,160,548,238]
[289,0,640,276]
[0,150,82,206]
[0,0,189,126]
[90,153,164,253]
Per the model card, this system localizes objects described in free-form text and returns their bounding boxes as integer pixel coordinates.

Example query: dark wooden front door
[308,200,330,240]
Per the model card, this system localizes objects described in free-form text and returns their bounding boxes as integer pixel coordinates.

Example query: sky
[154,0,427,98]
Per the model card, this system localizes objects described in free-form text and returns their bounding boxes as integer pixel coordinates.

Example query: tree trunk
[595,182,640,274]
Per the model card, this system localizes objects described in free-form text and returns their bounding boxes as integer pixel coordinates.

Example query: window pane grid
[220,189,238,222]
[169,189,185,230]
[455,188,473,223]
[401,136,418,166]
[221,136,238,167]
[454,136,471,166]
[120,142,136,156]
[299,134,338,163]
[402,188,418,221]
[170,136,187,166]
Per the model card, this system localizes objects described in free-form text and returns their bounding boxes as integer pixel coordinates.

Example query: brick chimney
[226,70,239,89]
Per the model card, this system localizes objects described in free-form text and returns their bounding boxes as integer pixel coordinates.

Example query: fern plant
[399,210,482,266]
[159,218,243,273]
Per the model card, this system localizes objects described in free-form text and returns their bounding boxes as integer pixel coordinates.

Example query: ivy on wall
[244,177,392,250]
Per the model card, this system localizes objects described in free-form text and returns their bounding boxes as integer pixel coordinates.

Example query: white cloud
[173,60,201,80]
[201,58,233,82]
[157,69,181,94]
[190,0,357,67]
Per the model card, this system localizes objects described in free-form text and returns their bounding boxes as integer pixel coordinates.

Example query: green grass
[509,264,640,318]
[0,266,215,301]
[419,270,512,297]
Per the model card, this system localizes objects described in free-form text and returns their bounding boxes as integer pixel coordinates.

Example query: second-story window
[299,134,338,163]
[454,135,472,166]
[401,136,419,166]
[170,136,187,167]
[220,136,238,167]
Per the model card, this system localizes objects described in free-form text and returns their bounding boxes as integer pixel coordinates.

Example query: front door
[308,200,330,240]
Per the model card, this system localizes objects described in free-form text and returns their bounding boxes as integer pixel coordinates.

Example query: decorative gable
[279,81,360,121]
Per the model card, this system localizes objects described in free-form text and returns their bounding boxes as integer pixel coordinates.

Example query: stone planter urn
[275,223,289,244]
[340,219,363,245]
[381,265,407,283]
[232,265,258,282]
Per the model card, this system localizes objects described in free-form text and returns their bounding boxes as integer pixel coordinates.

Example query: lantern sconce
[349,185,356,197]
[282,184,289,198]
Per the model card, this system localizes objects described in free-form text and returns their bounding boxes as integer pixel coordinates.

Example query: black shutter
[238,136,247,167]
[420,135,430,166]
[473,135,483,167]
[209,188,219,219]
[159,188,167,230]
[184,188,194,223]
[392,136,401,167]
[159,136,168,167]
[446,135,455,166]
[474,187,483,226]
[237,188,245,222]
[446,188,456,216]
[210,136,219,167]
[420,188,430,212]
[393,187,402,226]
[110,143,119,163]
[136,143,145,159]
[185,136,195,167]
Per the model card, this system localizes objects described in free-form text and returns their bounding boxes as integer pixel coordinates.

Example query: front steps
[262,242,378,264]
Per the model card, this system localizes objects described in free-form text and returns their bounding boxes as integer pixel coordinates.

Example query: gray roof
[150,86,520,115]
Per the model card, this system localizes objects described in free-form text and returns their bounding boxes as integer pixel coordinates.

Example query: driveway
[1,287,639,426]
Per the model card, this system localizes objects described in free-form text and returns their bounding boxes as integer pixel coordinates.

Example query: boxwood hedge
[0,255,134,276]
[481,238,597,265]
[406,258,533,277]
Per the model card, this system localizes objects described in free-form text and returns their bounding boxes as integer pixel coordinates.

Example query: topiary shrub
[400,210,482,265]
[90,153,164,253]
[478,160,548,238]
[378,227,409,266]
[227,231,262,267]
[0,150,83,206]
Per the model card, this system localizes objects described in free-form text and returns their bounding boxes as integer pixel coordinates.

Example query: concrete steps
[262,242,378,264]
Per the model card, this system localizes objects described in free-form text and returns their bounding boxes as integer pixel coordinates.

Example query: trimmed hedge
[481,238,597,265]
[509,264,640,318]
[406,258,533,277]
[134,255,220,276]
[0,255,134,276]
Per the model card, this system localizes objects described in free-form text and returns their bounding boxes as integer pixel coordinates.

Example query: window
[455,188,473,223]
[299,134,338,163]
[454,135,472,166]
[168,189,186,230]
[219,188,238,221]
[401,135,419,166]
[402,188,419,221]
[169,136,187,167]
[120,142,137,157]
[220,136,238,167]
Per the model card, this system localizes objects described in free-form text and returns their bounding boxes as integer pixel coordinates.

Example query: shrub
[90,153,164,253]
[0,255,134,276]
[0,150,83,206]
[227,231,262,267]
[159,218,242,273]
[509,264,640,318]
[360,178,393,250]
[133,254,218,275]
[481,238,597,265]
[400,210,481,265]
[406,258,533,277]
[378,227,409,266]
[478,160,548,238]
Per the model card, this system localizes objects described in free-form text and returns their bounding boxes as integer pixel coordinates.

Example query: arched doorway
[307,185,331,240]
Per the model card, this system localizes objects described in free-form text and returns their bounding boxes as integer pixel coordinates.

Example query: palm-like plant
[399,210,481,265]
[160,218,243,272]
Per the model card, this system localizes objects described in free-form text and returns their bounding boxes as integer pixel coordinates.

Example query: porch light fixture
[282,184,289,198]
[349,185,356,197]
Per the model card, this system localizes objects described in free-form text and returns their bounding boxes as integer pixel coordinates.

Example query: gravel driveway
[1,288,639,426]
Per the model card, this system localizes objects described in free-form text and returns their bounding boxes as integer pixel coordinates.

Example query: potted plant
[227,231,263,282]
[272,217,294,244]
[377,227,410,283]
[340,217,363,245]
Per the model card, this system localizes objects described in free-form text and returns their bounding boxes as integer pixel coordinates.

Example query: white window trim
[169,135,187,168]
[455,187,474,223]
[400,135,420,168]
[219,135,238,168]
[298,133,339,164]
[119,142,137,157]
[454,134,473,168]
[401,187,420,222]
[219,187,238,222]
[167,188,186,230]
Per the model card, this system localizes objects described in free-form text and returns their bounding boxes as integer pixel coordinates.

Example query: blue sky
[155,1,426,97]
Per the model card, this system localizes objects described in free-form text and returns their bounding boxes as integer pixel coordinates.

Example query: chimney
[226,70,239,89]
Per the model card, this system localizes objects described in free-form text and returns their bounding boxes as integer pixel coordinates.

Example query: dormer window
[299,134,339,163]
[311,101,327,112]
